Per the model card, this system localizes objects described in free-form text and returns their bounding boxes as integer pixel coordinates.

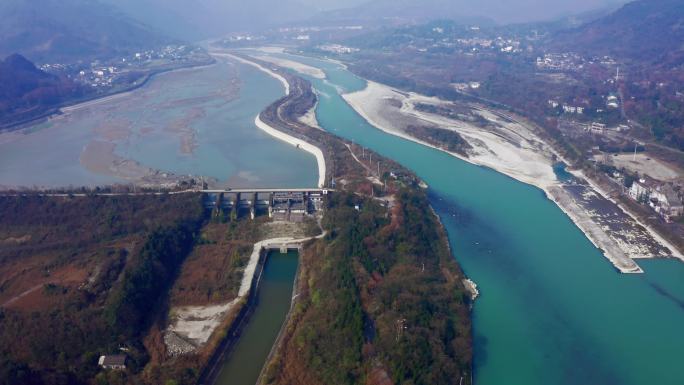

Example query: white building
[629,179,651,201]
[650,185,684,221]
[98,355,126,370]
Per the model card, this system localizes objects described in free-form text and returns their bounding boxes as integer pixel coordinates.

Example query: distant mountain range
[0,54,83,126]
[0,0,174,63]
[104,0,322,39]
[312,0,628,27]
[550,0,684,62]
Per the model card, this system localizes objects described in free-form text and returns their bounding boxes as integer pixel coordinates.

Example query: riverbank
[213,52,290,95]
[236,47,684,385]
[1,59,216,132]
[165,235,321,353]
[195,233,324,385]
[217,51,327,188]
[341,78,680,273]
[255,115,326,188]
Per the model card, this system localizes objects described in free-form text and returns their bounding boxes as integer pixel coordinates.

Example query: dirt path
[1,284,43,307]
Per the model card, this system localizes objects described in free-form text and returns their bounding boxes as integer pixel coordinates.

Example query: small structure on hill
[98,355,127,370]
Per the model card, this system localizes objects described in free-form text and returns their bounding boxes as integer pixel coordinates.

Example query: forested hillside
[0,54,84,126]
[0,194,204,385]
[0,0,172,63]
[262,190,472,385]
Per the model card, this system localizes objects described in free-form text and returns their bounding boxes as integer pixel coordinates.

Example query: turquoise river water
[2,48,683,384]
[263,52,684,385]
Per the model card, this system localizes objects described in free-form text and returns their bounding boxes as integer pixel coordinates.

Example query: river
[257,51,684,385]
[0,58,317,189]
[3,46,684,384]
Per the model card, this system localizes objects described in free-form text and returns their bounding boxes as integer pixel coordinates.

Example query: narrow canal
[258,51,684,385]
[213,251,299,385]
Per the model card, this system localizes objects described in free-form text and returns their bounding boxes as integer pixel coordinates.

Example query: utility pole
[633,141,638,162]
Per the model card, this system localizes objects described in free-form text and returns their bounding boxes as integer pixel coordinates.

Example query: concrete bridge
[203,188,330,221]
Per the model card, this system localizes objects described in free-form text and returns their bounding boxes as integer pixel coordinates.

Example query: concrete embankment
[254,115,326,188]
[213,51,326,188]
[548,186,643,274]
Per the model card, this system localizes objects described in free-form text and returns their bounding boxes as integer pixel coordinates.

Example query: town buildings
[629,179,684,222]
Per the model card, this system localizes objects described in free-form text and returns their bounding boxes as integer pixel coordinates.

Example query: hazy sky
[106,0,631,39]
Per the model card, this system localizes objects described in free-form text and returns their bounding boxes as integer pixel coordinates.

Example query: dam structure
[202,188,329,222]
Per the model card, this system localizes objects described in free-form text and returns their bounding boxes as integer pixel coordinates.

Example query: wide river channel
[262,51,684,385]
[2,51,684,384]
[0,57,316,189]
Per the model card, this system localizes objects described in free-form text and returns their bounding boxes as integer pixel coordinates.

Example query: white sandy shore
[213,52,290,95]
[342,79,682,273]
[344,80,558,190]
[255,115,326,188]
[215,51,326,188]
[298,86,323,130]
[251,54,326,79]
[548,185,643,273]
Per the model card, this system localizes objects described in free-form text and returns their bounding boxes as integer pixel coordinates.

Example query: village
[39,44,210,92]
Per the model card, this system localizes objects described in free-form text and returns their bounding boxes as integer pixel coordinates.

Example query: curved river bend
[0,59,317,189]
[2,47,683,384]
[262,51,684,385]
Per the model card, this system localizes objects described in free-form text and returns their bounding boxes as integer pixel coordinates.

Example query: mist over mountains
[314,0,628,26]
[551,0,684,61]
[103,0,323,40]
[104,0,630,40]
[0,0,634,61]
[0,0,172,63]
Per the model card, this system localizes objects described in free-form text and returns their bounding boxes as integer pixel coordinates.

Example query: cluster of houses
[547,100,584,114]
[585,122,630,134]
[629,179,684,222]
[537,53,586,71]
[41,45,205,91]
[536,53,618,73]
[316,44,360,54]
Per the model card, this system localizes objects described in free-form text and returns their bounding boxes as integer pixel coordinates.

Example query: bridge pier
[250,192,256,220]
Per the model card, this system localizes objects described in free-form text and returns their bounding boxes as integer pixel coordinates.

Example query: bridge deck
[202,188,330,194]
